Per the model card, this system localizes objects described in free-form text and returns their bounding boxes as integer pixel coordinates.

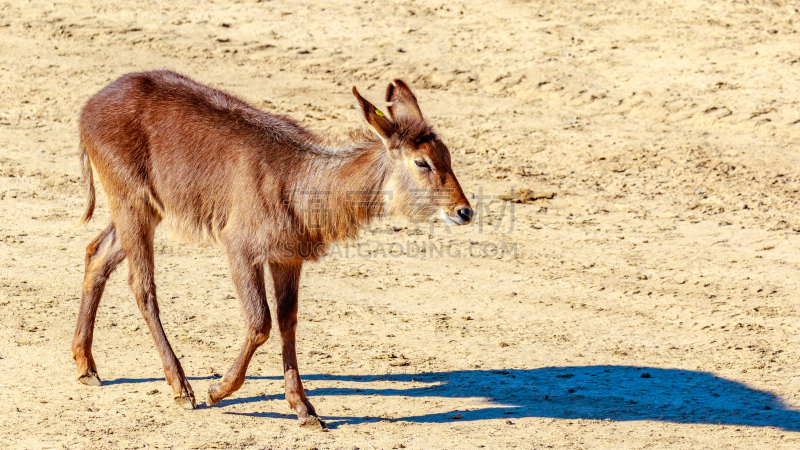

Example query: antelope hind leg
[72,223,125,387]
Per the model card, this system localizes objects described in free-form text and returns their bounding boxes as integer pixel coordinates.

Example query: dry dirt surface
[3,0,800,448]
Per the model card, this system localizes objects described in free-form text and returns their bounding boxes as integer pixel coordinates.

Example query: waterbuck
[71,70,472,428]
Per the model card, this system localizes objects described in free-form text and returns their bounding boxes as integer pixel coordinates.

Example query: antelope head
[353,80,472,225]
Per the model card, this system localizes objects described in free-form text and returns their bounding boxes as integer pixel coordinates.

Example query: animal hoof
[78,372,102,386]
[207,383,222,406]
[299,415,327,430]
[175,392,196,410]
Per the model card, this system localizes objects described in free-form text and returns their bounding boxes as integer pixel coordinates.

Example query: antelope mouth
[440,210,469,225]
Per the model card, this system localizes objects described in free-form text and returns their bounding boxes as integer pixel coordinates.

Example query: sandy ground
[3,0,800,448]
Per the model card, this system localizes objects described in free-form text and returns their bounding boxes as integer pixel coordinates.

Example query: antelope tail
[77,139,95,225]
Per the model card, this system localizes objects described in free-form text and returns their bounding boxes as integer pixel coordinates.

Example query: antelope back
[79,71,315,248]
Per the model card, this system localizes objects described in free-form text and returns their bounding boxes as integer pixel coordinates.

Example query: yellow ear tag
[375,109,385,117]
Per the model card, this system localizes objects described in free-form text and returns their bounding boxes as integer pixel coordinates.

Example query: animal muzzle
[441,205,473,225]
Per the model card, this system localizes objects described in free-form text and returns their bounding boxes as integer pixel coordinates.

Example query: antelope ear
[353,86,396,139]
[385,79,424,125]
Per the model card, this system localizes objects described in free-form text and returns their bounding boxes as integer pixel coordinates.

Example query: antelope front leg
[208,252,271,406]
[269,261,324,429]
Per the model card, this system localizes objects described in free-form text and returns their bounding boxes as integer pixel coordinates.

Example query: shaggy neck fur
[289,130,396,244]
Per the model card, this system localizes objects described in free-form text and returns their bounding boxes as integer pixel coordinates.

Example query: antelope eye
[414,159,430,169]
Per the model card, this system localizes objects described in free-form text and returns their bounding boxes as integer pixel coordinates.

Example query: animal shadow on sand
[196,366,800,430]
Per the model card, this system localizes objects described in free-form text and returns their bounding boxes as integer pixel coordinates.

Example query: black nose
[457,207,473,224]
